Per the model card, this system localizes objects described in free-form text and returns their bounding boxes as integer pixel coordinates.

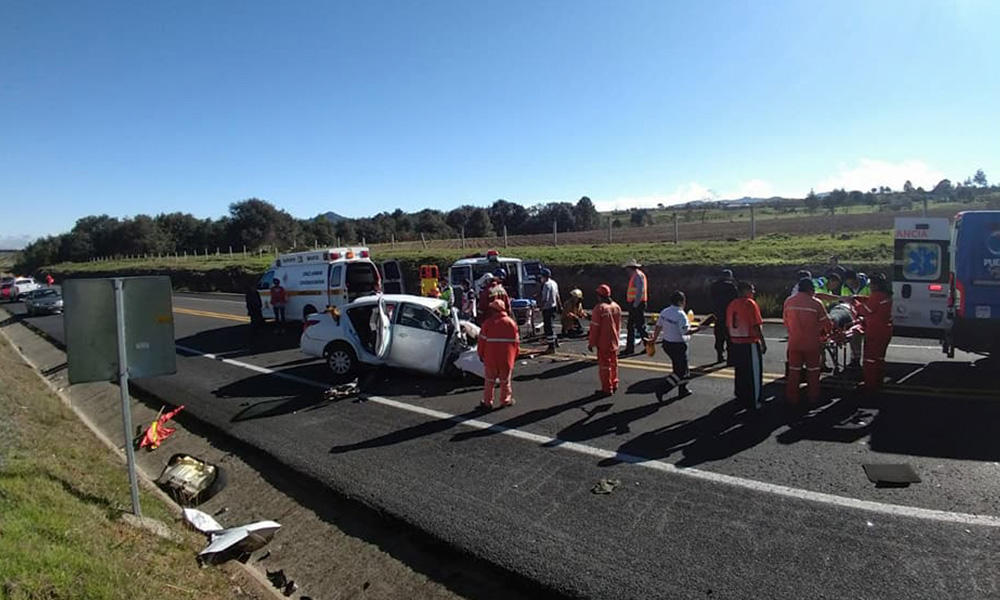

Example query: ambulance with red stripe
[257,247,380,322]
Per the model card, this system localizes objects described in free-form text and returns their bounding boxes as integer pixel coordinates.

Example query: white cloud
[593,182,717,212]
[729,179,776,199]
[815,159,945,193]
[0,234,32,250]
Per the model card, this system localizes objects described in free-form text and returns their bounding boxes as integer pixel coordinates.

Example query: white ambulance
[257,247,381,322]
[892,217,951,339]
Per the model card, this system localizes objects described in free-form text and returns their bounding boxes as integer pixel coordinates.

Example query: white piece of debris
[183,508,281,563]
[453,349,484,379]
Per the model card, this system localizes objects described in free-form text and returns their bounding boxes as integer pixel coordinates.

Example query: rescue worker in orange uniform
[782,278,832,404]
[855,273,893,391]
[477,269,513,325]
[588,284,622,396]
[477,299,520,409]
[727,281,768,411]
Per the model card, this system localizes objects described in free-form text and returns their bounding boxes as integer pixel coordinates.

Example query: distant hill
[320,211,346,223]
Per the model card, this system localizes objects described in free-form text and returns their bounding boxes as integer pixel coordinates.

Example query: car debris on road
[183,507,281,565]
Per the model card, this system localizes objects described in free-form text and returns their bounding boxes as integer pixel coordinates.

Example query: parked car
[300,294,468,382]
[24,288,63,315]
[0,276,14,300]
[10,277,41,301]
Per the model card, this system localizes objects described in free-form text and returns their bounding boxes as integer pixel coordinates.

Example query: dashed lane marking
[176,343,1000,529]
[173,307,250,322]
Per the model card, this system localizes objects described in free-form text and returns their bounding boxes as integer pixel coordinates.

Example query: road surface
[7,292,1000,599]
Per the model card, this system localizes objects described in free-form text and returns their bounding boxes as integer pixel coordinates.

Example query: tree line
[15,197,602,273]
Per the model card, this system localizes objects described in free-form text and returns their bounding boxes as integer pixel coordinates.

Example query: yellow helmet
[570,288,583,299]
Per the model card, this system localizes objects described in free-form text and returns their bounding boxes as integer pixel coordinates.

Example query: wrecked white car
[300,294,470,382]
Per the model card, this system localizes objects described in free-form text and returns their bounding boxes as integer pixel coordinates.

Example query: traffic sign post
[63,276,177,517]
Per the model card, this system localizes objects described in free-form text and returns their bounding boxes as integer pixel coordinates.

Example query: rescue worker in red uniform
[588,284,622,396]
[477,299,520,409]
[782,278,832,404]
[855,273,893,391]
[477,269,513,325]
[727,281,768,411]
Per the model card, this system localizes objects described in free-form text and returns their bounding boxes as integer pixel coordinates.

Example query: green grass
[0,336,244,600]
[47,230,893,277]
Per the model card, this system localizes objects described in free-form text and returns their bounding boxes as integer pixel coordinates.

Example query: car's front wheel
[325,342,358,383]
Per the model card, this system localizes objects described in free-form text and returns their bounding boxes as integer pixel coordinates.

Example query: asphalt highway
[8,292,1000,599]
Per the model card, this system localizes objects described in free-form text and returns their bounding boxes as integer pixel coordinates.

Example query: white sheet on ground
[454,348,484,379]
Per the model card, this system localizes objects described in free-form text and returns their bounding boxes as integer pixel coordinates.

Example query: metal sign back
[64,277,177,384]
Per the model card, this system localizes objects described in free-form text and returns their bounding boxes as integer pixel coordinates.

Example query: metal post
[113,278,142,517]
[608,217,613,243]
[553,220,558,246]
[673,212,679,244]
[420,233,427,249]
[750,204,756,240]
[461,227,465,249]
[503,225,508,248]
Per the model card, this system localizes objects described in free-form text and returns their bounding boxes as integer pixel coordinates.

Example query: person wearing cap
[477,269,512,324]
[843,270,870,297]
[269,277,287,333]
[815,270,847,301]
[561,288,586,337]
[854,273,893,391]
[539,268,561,352]
[651,291,705,401]
[727,281,768,410]
[438,275,455,307]
[477,298,520,409]
[622,259,649,355]
[709,268,739,364]
[783,278,832,404]
[588,284,622,396]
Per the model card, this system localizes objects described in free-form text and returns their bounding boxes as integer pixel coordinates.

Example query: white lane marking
[174,295,245,305]
[176,344,1000,528]
[895,365,929,385]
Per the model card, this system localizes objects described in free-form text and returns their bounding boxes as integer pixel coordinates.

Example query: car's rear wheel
[325,342,358,383]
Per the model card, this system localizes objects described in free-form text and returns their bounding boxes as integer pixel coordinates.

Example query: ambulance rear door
[892,217,951,337]
[382,260,405,294]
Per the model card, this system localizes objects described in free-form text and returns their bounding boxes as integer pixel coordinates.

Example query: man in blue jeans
[651,291,706,402]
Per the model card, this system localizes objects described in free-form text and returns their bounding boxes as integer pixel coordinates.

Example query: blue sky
[2,0,998,246]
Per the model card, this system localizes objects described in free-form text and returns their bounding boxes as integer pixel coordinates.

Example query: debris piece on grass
[863,463,921,486]
[138,405,185,450]
[591,478,621,495]
[183,508,281,565]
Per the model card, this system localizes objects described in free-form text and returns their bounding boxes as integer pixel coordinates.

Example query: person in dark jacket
[709,269,738,363]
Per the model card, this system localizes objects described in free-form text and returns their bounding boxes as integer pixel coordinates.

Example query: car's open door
[382,260,405,294]
[374,297,393,359]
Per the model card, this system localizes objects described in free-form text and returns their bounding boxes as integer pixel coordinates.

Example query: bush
[755,292,783,319]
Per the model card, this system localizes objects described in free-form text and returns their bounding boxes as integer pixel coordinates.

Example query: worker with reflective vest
[477,298,519,409]
[843,270,871,296]
[855,273,893,390]
[588,284,622,395]
[783,278,832,404]
[622,259,648,355]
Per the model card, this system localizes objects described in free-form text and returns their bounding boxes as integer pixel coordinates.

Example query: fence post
[243,245,247,256]
[229,246,232,256]
[314,239,318,250]
[673,212,679,244]
[503,225,508,248]
[391,233,395,250]
[553,220,558,246]
[750,204,756,240]
[420,233,427,249]
[608,216,612,243]
[829,208,835,237]
[362,237,366,247]
[461,227,465,249]
[216,247,220,256]
[922,197,928,217]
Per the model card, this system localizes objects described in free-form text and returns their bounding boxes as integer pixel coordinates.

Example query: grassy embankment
[0,336,245,599]
[46,230,893,276]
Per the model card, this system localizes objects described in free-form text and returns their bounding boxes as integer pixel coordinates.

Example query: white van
[892,217,951,339]
[257,248,381,322]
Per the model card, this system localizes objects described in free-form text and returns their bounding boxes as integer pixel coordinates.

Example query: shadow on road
[450,392,607,444]
[176,323,300,359]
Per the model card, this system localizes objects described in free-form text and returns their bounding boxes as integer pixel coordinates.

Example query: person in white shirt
[539,268,562,352]
[651,291,705,401]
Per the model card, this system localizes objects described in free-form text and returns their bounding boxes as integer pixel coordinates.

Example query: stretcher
[822,302,864,375]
